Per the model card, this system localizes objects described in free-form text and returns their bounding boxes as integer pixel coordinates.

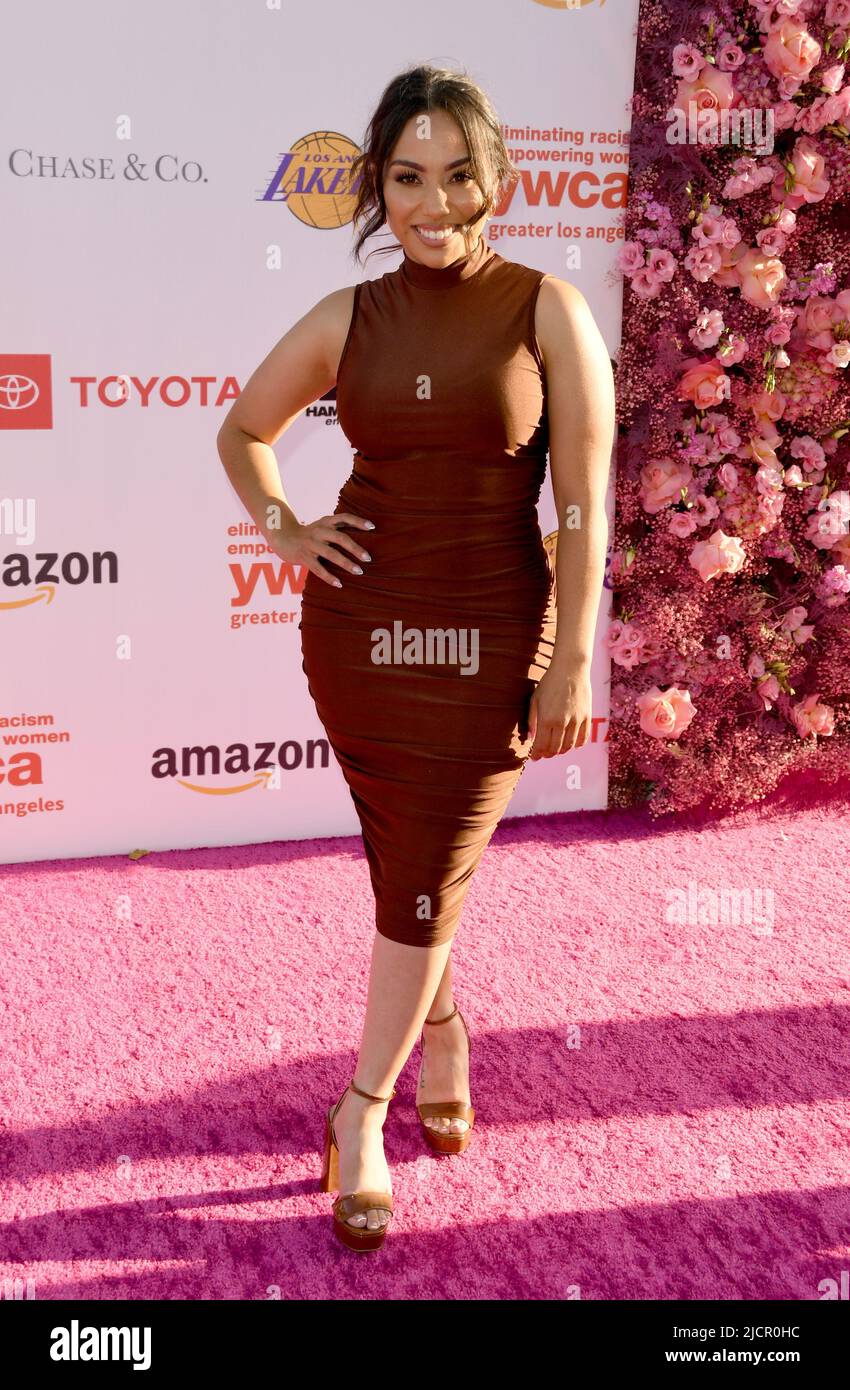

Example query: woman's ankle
[338,1086,391,1124]
[425,1000,456,1025]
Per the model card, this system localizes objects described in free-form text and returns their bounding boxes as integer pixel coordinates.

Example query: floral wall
[610,0,850,816]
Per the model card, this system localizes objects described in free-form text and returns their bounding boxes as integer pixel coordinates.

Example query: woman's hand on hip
[268,513,374,588]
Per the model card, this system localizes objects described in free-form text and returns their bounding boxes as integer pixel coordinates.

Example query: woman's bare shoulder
[534,275,603,370]
[216,284,360,447]
[313,285,359,382]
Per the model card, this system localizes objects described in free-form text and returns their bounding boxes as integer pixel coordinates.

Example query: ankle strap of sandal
[424,1003,459,1026]
[350,1078,396,1103]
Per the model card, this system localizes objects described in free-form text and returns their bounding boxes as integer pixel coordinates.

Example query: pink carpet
[2,771,848,1301]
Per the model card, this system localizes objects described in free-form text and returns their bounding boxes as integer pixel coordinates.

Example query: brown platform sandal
[416,1003,475,1154]
[319,1077,397,1252]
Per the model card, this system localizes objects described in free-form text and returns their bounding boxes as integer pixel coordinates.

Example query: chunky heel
[319,1109,340,1193]
[416,1004,475,1155]
[320,1078,396,1252]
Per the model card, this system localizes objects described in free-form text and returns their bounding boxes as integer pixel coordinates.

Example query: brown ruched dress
[298,237,557,947]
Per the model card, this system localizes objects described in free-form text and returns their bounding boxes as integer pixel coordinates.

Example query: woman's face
[383,108,489,265]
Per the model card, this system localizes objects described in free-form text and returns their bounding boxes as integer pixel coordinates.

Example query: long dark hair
[349,64,518,268]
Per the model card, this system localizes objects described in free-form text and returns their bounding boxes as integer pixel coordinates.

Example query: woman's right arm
[216,287,373,587]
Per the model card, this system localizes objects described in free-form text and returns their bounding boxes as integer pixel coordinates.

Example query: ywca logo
[259,131,361,227]
[0,355,53,429]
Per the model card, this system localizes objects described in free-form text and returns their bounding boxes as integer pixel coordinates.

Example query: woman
[217,64,614,1252]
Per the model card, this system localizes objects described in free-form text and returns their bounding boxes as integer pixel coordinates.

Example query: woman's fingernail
[364,521,375,529]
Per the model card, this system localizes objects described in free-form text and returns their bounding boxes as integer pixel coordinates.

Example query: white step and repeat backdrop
[1,0,639,865]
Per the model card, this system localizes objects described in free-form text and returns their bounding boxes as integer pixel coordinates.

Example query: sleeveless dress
[298,237,557,948]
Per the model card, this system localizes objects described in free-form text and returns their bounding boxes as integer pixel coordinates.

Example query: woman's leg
[416,945,473,1139]
[332,930,452,1230]
[425,947,455,1021]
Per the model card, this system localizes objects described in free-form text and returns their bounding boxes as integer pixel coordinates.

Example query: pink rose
[719,462,740,490]
[756,226,787,256]
[605,619,627,650]
[748,388,786,422]
[606,620,643,651]
[669,510,699,537]
[820,63,845,94]
[790,694,835,738]
[717,332,747,364]
[689,529,747,581]
[672,43,703,81]
[685,242,723,282]
[833,531,850,567]
[823,87,850,127]
[717,43,746,72]
[829,341,850,367]
[675,63,736,115]
[718,427,742,454]
[777,136,830,209]
[764,20,822,85]
[734,247,787,308]
[804,493,850,548]
[618,240,645,275]
[747,652,766,679]
[825,0,850,27]
[612,642,646,670]
[801,295,836,349]
[818,564,850,606]
[789,434,827,468]
[636,685,696,740]
[631,267,663,300]
[692,493,720,524]
[778,72,803,101]
[689,308,724,348]
[773,101,799,132]
[640,456,694,514]
[647,247,676,282]
[780,604,808,631]
[723,158,775,200]
[711,242,748,289]
[677,359,731,409]
[692,213,725,246]
[766,320,791,345]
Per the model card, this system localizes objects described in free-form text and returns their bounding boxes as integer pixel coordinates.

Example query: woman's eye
[396,170,473,184]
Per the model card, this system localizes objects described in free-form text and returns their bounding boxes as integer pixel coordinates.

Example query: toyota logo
[0,374,40,409]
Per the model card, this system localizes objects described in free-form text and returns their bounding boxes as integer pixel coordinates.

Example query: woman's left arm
[527,277,616,759]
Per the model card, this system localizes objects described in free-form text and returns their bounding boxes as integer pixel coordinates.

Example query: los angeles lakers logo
[259,131,362,228]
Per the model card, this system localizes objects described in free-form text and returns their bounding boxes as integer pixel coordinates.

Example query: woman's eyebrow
[387,156,471,171]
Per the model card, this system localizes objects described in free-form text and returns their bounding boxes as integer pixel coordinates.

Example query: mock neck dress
[298,237,557,947]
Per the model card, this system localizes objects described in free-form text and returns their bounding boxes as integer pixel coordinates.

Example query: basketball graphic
[268,131,362,229]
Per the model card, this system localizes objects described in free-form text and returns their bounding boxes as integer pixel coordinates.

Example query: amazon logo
[0,550,118,609]
[152,738,330,793]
